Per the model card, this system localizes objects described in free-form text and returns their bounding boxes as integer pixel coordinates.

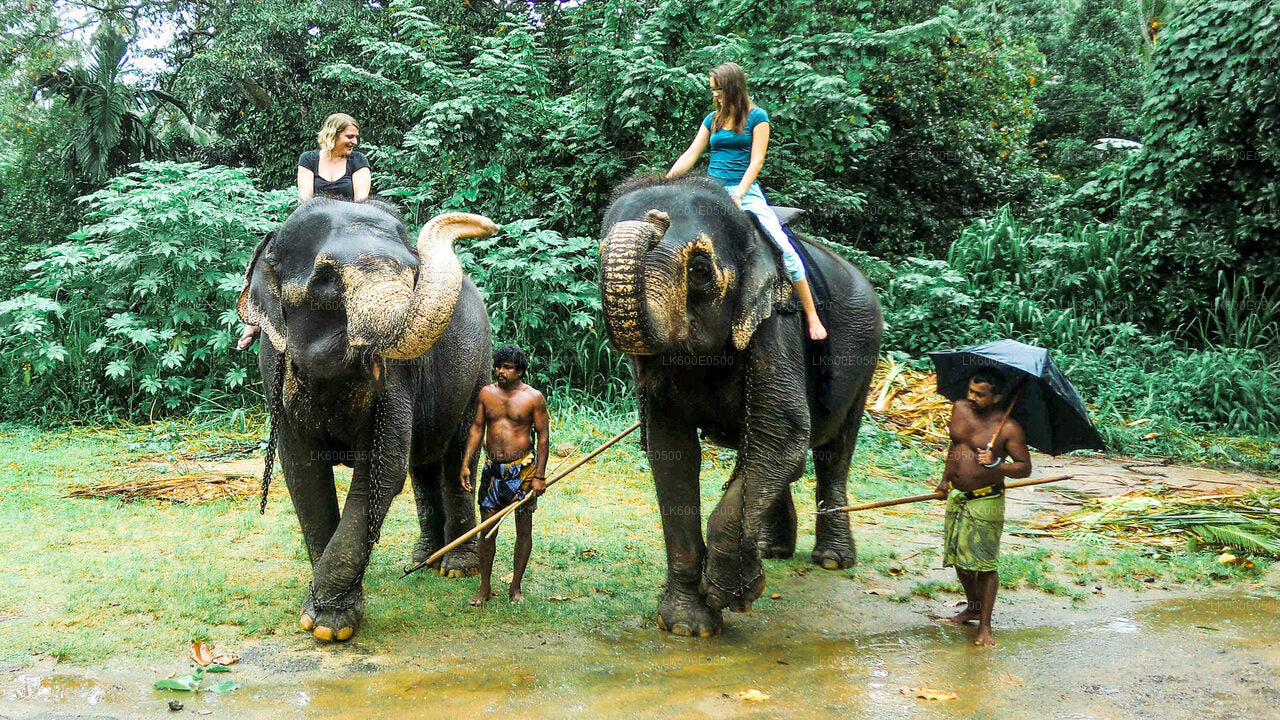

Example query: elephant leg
[811,389,868,570]
[704,346,809,613]
[756,489,797,560]
[649,412,720,637]
[277,429,338,567]
[410,462,445,567]
[436,428,480,579]
[303,396,410,643]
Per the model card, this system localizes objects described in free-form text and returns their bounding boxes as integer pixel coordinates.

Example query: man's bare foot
[509,590,526,604]
[806,314,828,341]
[974,627,996,647]
[236,325,260,351]
[948,604,979,624]
[469,589,496,606]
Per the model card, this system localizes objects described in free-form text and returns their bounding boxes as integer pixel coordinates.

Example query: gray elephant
[598,175,883,637]
[238,198,493,642]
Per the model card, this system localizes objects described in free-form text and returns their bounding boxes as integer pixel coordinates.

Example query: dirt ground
[2,454,1277,719]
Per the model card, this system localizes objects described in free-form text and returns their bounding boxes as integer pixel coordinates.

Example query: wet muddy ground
[4,575,1276,719]
[3,455,1277,719]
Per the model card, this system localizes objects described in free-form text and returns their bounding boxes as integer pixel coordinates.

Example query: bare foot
[509,590,526,604]
[807,314,828,341]
[469,589,496,607]
[236,325,260,351]
[974,627,996,647]
[948,604,979,624]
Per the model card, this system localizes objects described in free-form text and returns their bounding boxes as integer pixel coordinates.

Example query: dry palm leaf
[66,473,260,504]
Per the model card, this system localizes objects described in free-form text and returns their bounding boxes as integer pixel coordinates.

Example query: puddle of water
[3,590,1277,719]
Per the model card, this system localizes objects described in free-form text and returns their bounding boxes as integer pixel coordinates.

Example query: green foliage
[35,31,192,185]
[457,218,630,403]
[0,162,293,421]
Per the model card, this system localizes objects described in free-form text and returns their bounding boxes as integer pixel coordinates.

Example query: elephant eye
[688,254,715,291]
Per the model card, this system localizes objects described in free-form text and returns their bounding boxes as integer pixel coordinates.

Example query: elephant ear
[237,231,286,352]
[730,235,784,351]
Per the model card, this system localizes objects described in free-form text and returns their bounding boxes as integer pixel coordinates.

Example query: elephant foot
[299,586,363,643]
[757,539,795,560]
[657,587,722,638]
[700,564,766,613]
[437,546,479,579]
[411,539,442,569]
[811,541,856,570]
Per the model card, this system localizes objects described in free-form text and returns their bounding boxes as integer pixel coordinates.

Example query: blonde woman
[236,113,372,351]
[667,62,828,341]
[297,112,371,202]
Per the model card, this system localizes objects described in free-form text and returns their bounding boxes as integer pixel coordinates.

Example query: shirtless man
[461,345,550,606]
[936,368,1032,647]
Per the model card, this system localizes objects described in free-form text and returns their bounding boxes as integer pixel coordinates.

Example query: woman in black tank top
[297,113,372,202]
[237,113,374,351]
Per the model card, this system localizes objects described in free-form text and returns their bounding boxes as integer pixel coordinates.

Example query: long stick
[821,474,1074,514]
[402,421,641,577]
[987,384,1023,449]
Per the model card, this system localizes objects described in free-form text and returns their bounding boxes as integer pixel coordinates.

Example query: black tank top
[298,149,370,200]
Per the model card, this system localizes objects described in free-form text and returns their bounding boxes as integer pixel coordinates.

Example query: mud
[2,576,1276,719]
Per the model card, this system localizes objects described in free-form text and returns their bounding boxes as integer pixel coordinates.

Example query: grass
[0,411,1269,665]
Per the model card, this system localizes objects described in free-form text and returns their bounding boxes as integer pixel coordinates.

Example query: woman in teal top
[667,62,828,341]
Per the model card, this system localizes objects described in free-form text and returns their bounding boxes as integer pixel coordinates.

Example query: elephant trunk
[346,213,497,360]
[600,209,685,354]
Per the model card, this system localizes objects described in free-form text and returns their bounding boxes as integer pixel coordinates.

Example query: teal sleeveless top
[702,107,770,183]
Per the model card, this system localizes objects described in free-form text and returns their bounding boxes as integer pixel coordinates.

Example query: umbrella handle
[986,383,1023,450]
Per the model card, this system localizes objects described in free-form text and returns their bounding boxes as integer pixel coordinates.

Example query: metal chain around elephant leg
[704,337,764,600]
[259,350,287,515]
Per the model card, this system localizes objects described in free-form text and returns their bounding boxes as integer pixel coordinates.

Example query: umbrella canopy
[928,339,1106,456]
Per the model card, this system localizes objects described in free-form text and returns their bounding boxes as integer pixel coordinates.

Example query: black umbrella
[927,339,1106,455]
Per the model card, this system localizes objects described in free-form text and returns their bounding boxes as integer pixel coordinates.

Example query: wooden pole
[482,436,587,540]
[402,421,641,577]
[821,474,1074,514]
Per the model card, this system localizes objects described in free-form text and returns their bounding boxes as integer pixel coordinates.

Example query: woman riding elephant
[666,62,828,341]
[239,200,494,642]
[598,173,882,637]
[237,112,373,352]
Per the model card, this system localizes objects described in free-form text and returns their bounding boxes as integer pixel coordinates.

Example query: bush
[0,162,293,422]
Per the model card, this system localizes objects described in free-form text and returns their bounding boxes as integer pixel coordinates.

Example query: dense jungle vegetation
[0,0,1276,458]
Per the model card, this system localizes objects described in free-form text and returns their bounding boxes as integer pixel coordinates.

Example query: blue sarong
[478,451,538,514]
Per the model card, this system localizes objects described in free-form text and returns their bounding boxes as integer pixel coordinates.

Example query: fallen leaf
[901,686,957,701]
[863,588,892,595]
[190,642,213,667]
[769,593,782,600]
[548,595,583,602]
[1005,672,1023,687]
[203,680,242,693]
[210,653,239,667]
[1141,432,1159,440]
[1217,552,1254,568]
[737,689,770,702]
[887,567,905,576]
[944,600,966,608]
[519,673,534,680]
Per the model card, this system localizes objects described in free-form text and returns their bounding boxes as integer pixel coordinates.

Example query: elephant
[598,175,883,637]
[238,198,495,642]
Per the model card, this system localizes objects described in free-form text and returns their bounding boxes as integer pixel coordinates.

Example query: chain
[704,336,760,600]
[307,573,366,614]
[259,350,287,515]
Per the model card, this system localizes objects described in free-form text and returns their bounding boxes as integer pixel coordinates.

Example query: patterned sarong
[478,451,538,514]
[943,487,1005,572]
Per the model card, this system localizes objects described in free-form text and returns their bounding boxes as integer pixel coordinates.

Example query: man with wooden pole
[459,345,550,606]
[936,368,1031,647]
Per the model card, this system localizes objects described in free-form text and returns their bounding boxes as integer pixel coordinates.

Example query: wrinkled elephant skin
[239,199,495,642]
[599,176,883,636]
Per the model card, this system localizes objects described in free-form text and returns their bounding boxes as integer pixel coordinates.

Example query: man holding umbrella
[929,339,1106,647]
[937,368,1032,647]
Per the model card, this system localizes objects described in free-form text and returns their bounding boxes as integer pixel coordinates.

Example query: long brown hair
[710,62,750,134]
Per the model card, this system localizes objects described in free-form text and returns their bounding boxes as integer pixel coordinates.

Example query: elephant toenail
[314,626,334,641]
[657,616,669,631]
[698,626,715,638]
[822,559,839,570]
[299,613,314,631]
[336,626,354,641]
[672,623,692,636]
